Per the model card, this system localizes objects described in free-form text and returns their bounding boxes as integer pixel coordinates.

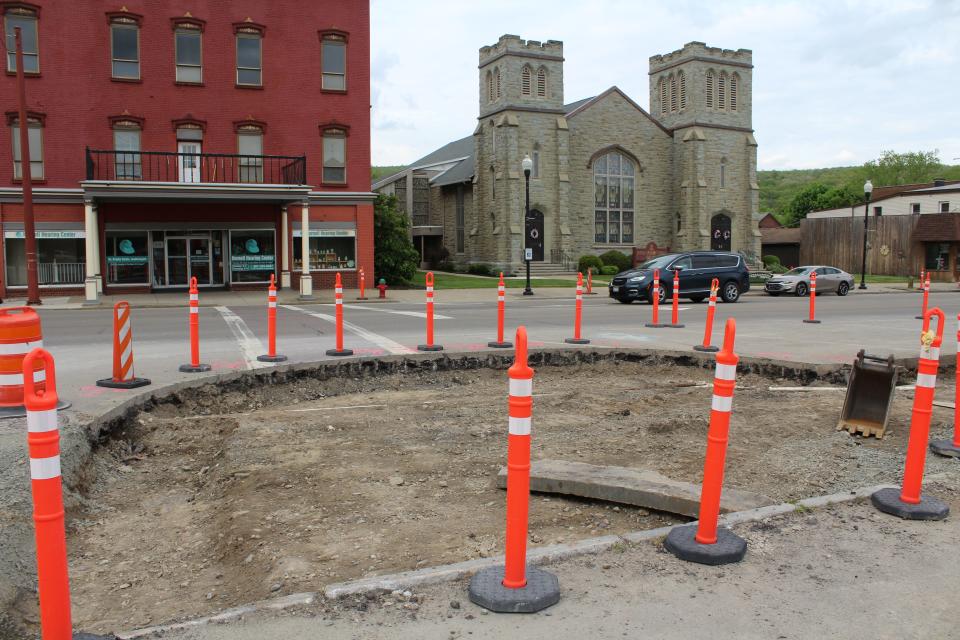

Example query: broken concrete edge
[116,478,955,638]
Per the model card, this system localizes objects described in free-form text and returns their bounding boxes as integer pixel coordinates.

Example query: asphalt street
[29,288,958,416]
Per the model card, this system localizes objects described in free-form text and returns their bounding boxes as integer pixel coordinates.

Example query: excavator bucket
[837,350,898,439]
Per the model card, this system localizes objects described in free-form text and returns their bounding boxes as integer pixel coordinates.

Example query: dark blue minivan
[608,251,750,304]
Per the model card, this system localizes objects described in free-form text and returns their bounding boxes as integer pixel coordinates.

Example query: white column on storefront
[281,205,291,289]
[83,200,99,304]
[93,208,102,294]
[298,201,313,299]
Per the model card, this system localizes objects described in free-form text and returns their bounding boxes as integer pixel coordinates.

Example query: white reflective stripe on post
[0,370,46,385]
[711,394,733,412]
[576,294,583,301]
[27,409,58,433]
[426,286,434,293]
[508,416,531,436]
[335,299,343,305]
[916,373,938,389]
[121,343,133,366]
[118,321,131,344]
[190,294,199,302]
[922,346,940,360]
[268,301,277,308]
[30,455,61,481]
[336,287,343,294]
[0,340,43,355]
[509,378,532,397]
[708,299,716,307]
[715,363,737,380]
[189,307,199,315]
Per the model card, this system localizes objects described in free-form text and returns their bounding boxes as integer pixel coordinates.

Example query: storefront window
[106,231,149,284]
[5,231,85,286]
[230,230,275,282]
[925,242,951,271]
[293,229,356,270]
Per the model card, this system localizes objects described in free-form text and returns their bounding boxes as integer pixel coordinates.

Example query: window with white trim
[941,201,951,213]
[110,19,140,79]
[322,128,346,184]
[175,26,202,83]
[911,203,921,214]
[10,116,43,179]
[321,32,347,90]
[236,31,262,86]
[4,6,38,73]
[237,127,263,183]
[594,151,635,244]
[112,122,142,179]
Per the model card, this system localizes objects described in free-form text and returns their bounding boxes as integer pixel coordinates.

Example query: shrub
[467,263,494,277]
[435,261,457,273]
[428,246,451,270]
[768,263,788,274]
[578,255,603,274]
[598,250,631,273]
[374,194,419,286]
[762,254,782,268]
[600,265,619,275]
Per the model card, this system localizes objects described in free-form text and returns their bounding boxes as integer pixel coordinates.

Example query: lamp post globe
[859,179,873,290]
[522,155,534,296]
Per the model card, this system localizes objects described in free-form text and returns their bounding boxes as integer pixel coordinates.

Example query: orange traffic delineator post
[694,278,720,353]
[666,267,685,328]
[357,267,368,300]
[24,348,72,640]
[468,326,561,613]
[915,273,930,321]
[418,271,444,352]
[931,311,960,458]
[665,318,747,565]
[872,307,950,520]
[585,269,597,295]
[803,271,822,324]
[564,272,590,345]
[257,274,288,363]
[488,272,513,349]
[179,277,211,373]
[96,301,151,388]
[326,272,354,357]
[645,268,667,328]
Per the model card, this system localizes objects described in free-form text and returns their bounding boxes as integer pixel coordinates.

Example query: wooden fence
[800,215,918,277]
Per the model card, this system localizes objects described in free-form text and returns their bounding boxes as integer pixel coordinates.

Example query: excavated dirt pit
[66,356,958,633]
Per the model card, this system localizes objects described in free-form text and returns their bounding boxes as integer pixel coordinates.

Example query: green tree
[862,150,945,186]
[783,182,862,225]
[373,194,419,286]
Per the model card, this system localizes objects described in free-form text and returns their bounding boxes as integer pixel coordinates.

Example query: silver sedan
[764,266,855,297]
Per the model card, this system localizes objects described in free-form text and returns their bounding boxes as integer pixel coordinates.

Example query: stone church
[374,35,761,273]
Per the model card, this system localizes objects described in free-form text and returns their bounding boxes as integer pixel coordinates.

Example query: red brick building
[0,0,373,301]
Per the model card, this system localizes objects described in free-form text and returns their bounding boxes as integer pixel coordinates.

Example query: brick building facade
[375,36,760,273]
[0,0,373,301]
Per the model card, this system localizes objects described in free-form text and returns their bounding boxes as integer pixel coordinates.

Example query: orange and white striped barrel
[23,348,73,639]
[113,302,135,382]
[695,318,739,545]
[503,326,533,589]
[0,307,45,408]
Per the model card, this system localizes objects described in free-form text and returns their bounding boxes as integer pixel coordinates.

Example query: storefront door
[161,233,213,287]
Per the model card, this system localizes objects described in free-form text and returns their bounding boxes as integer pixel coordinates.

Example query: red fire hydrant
[377,278,388,299]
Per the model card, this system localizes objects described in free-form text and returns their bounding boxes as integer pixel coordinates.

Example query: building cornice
[649,56,753,75]
[671,122,754,134]
[479,50,563,68]
[0,187,84,204]
[478,105,566,120]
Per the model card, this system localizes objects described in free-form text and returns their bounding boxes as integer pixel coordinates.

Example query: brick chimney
[933,177,946,187]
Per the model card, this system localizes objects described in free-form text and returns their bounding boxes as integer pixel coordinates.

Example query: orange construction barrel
[0,307,46,410]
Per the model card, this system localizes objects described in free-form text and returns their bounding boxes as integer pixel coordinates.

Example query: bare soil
[66,361,957,633]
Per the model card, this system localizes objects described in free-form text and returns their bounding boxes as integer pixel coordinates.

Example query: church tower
[649,42,760,256]
[473,35,569,271]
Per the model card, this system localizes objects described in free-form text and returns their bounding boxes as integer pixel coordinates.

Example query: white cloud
[371,0,960,169]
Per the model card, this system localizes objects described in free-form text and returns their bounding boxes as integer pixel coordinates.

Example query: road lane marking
[339,304,453,320]
[215,306,269,370]
[282,305,416,355]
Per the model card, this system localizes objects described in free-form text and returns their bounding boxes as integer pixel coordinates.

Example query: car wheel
[767,292,780,297]
[837,281,849,297]
[688,295,707,303]
[618,298,633,304]
[795,282,808,297]
[647,285,666,305]
[720,281,741,303]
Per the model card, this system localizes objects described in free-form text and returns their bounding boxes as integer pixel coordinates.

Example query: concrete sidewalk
[151,482,959,640]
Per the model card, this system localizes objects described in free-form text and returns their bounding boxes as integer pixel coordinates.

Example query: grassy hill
[371,165,405,183]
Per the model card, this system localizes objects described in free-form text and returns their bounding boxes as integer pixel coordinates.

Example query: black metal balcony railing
[85,148,307,185]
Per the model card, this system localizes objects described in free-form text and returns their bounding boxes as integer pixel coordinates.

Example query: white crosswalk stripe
[215,306,269,370]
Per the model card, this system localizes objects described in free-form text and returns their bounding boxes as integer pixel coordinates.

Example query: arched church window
[536,66,547,97]
[678,70,686,110]
[669,74,677,112]
[659,78,667,115]
[486,70,494,103]
[495,67,502,100]
[521,65,532,96]
[730,73,739,111]
[720,157,727,188]
[593,150,635,244]
[705,70,715,109]
[718,71,727,110]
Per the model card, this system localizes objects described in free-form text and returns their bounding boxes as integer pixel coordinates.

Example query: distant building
[807,179,959,219]
[375,36,761,273]
[757,214,800,268]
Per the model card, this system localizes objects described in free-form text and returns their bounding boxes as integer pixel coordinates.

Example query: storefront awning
[913,213,960,242]
[80,181,312,203]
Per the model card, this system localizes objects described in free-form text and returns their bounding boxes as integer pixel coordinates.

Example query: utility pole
[14,27,41,304]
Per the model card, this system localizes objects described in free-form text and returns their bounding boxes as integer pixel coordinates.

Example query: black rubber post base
[664,524,747,566]
[257,354,288,363]
[179,363,212,373]
[356,296,368,301]
[468,565,560,613]
[802,319,822,324]
[488,341,514,349]
[645,322,668,328]
[930,439,960,458]
[75,633,117,639]
[325,348,354,357]
[96,377,151,389]
[564,338,591,345]
[693,345,719,353]
[418,344,444,352]
[871,487,949,520]
[0,399,71,420]
[666,323,685,328]
[915,315,924,320]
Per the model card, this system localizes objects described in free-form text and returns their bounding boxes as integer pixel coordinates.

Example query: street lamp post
[859,179,873,290]
[522,154,534,296]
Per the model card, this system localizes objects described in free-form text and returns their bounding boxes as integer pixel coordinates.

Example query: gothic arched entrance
[526,208,544,261]
[710,213,732,251]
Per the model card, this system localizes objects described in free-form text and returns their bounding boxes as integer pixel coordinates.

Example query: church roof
[565,86,672,134]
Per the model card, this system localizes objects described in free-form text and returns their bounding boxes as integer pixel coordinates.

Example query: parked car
[608,251,750,304]
[764,266,854,297]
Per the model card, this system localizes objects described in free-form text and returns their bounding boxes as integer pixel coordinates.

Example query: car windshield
[783,267,811,276]
[636,255,677,270]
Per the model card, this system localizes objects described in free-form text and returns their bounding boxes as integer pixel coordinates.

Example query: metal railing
[550,248,576,271]
[85,148,307,185]
[37,262,84,285]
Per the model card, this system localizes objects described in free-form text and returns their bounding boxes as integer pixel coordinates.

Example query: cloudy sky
[370,0,959,170]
